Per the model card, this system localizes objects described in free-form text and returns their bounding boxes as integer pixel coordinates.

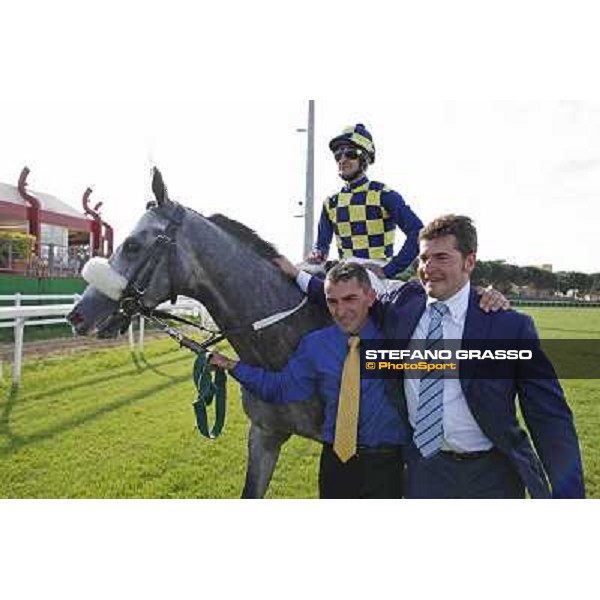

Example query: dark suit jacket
[308,278,585,498]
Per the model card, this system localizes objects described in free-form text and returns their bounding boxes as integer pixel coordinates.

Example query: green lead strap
[192,353,227,439]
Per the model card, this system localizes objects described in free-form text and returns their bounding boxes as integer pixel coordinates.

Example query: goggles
[334,146,364,162]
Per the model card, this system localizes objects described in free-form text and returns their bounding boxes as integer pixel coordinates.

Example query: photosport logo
[360,339,600,380]
[365,354,460,373]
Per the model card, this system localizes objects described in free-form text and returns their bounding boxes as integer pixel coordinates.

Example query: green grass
[522,307,600,339]
[0,308,598,498]
[521,308,600,498]
[0,339,320,498]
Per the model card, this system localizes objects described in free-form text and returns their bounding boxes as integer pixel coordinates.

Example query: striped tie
[334,335,361,463]
[414,302,449,458]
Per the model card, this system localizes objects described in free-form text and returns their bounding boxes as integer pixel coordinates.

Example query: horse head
[68,167,185,337]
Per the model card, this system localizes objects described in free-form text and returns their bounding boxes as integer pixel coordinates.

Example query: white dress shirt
[296,270,313,293]
[404,282,493,452]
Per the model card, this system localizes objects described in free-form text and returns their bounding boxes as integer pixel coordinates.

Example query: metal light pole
[298,101,315,257]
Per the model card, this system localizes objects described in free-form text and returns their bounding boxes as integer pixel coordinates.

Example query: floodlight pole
[303,101,315,257]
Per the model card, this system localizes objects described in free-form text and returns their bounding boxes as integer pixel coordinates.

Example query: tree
[556,271,592,294]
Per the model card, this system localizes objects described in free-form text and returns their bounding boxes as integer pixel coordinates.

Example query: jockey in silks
[305,123,423,294]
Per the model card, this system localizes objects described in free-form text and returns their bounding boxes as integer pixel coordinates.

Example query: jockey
[306,123,423,292]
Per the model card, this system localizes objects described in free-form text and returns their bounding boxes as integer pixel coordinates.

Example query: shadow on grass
[0,373,191,457]
[137,353,190,380]
[6,352,191,406]
[130,351,146,373]
[0,386,20,441]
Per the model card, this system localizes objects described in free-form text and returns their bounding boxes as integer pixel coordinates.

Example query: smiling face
[325,276,376,334]
[418,234,476,301]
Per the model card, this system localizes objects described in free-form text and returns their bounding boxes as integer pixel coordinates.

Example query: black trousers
[405,443,525,499]
[318,444,404,499]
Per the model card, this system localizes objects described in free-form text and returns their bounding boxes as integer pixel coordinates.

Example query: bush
[0,232,35,267]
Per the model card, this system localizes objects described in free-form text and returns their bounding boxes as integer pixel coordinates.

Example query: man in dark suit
[283,214,585,498]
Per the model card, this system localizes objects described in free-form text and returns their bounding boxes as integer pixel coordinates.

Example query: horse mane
[208,213,280,261]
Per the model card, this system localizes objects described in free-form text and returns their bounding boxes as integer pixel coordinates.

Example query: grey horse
[67,168,331,498]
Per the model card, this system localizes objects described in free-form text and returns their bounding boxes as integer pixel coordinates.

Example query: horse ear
[152,167,170,206]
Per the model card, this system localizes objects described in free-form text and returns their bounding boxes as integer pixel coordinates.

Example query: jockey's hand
[478,286,510,312]
[364,264,386,279]
[306,249,325,264]
[273,255,300,279]
[208,351,238,371]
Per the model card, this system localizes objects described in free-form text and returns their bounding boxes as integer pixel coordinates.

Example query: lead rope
[145,313,227,439]
[192,352,227,439]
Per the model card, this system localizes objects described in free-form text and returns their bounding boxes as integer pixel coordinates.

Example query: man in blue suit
[287,214,585,498]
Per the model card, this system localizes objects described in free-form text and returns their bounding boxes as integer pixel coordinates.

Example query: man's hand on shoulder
[273,255,300,279]
[478,286,510,313]
[306,249,325,264]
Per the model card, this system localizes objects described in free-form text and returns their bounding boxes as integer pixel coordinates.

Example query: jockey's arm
[380,189,423,278]
[308,205,333,263]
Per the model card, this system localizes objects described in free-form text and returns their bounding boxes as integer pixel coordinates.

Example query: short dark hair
[419,214,478,257]
[326,261,372,291]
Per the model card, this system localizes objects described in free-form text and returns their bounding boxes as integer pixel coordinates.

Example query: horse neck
[176,212,307,362]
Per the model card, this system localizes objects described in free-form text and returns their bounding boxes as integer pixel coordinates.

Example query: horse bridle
[117,203,186,322]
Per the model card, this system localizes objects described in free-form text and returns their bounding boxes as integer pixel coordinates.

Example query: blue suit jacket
[308,278,585,498]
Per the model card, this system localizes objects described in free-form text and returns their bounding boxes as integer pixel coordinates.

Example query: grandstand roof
[0,182,90,231]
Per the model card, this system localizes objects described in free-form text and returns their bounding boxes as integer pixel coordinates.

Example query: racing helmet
[329,123,376,164]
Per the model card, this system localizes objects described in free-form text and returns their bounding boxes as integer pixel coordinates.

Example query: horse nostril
[68,311,85,325]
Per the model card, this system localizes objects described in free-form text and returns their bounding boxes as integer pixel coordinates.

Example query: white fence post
[138,316,145,353]
[72,294,81,336]
[128,322,134,351]
[13,316,25,386]
[14,292,22,379]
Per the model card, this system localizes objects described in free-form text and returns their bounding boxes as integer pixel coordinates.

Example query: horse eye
[123,238,141,254]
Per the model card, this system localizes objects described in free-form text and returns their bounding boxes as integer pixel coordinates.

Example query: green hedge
[0,232,35,263]
[0,275,86,295]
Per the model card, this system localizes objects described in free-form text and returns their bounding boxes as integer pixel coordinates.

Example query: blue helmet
[329,123,376,164]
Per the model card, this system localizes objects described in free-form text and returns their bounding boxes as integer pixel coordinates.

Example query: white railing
[0,294,211,386]
[0,293,82,328]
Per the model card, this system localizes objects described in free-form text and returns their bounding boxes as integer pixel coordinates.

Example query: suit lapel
[386,292,425,420]
[389,293,425,340]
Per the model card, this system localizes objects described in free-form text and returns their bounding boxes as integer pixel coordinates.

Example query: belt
[324,443,402,456]
[357,444,403,456]
[440,448,495,461]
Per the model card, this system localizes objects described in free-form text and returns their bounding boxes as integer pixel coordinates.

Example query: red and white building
[0,167,113,277]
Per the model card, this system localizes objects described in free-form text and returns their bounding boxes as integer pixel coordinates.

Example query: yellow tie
[334,335,361,463]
